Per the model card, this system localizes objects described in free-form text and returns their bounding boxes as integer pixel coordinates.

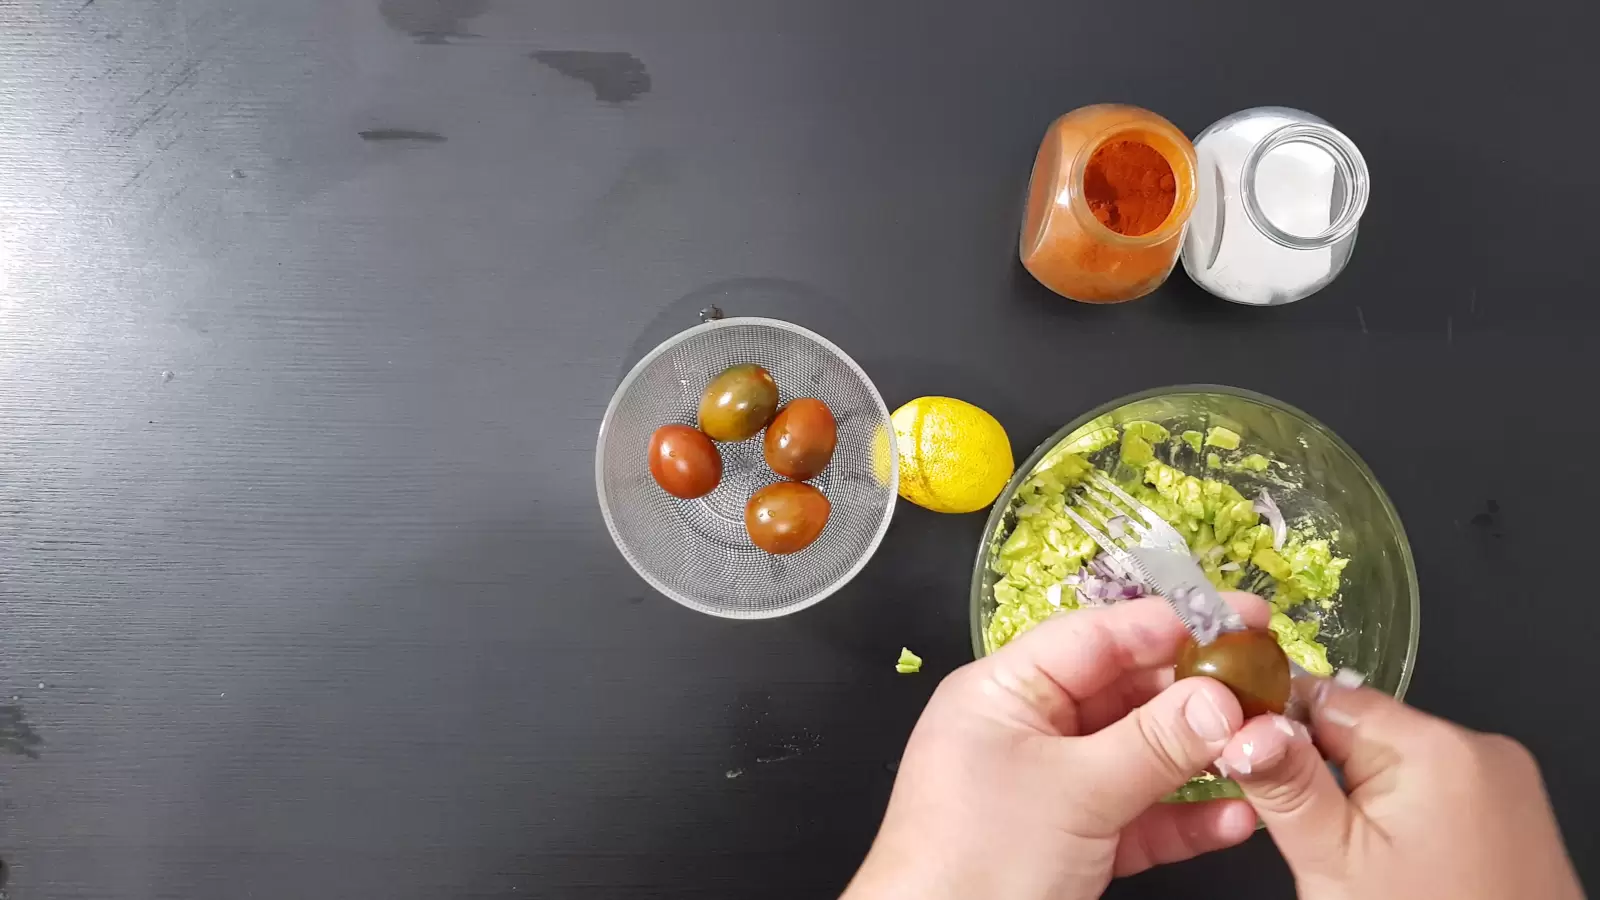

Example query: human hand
[842,595,1270,900]
[1218,672,1584,900]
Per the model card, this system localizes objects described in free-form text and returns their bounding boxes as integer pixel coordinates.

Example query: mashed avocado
[1118,420,1170,467]
[1270,613,1333,675]
[986,424,1345,674]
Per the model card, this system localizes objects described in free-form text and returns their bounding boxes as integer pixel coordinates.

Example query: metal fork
[1061,472,1189,562]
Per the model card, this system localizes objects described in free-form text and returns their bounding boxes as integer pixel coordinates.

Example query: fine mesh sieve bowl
[596,316,897,618]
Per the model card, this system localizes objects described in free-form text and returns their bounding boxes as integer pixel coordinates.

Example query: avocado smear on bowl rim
[984,420,1344,677]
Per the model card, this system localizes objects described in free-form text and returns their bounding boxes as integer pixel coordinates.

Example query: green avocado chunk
[1236,454,1270,472]
[1205,427,1242,450]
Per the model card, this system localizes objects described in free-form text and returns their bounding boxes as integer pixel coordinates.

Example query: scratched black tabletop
[1,1,1596,897]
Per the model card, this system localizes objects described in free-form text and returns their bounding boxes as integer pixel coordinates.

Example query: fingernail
[1216,750,1253,776]
[1220,733,1287,777]
[1222,746,1248,775]
[1184,690,1234,744]
[1324,706,1358,728]
[1271,713,1312,743]
[1334,668,1366,689]
[1313,668,1366,728]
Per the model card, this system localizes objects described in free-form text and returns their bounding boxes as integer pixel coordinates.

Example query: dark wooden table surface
[2,1,1596,897]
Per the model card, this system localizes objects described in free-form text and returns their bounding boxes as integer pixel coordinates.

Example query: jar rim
[1066,120,1198,247]
[1240,122,1369,250]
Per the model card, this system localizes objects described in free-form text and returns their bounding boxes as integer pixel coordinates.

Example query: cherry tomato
[764,398,837,481]
[744,481,830,554]
[648,424,722,499]
[1175,629,1291,718]
[698,364,779,442]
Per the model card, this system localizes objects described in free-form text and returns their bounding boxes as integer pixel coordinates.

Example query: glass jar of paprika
[1020,104,1198,303]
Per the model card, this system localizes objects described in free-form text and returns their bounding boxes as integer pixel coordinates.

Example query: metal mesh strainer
[596,316,897,618]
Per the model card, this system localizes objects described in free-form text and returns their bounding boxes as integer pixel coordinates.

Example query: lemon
[891,397,1014,514]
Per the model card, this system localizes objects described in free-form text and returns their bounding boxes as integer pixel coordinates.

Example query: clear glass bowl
[596,317,897,619]
[969,386,1418,800]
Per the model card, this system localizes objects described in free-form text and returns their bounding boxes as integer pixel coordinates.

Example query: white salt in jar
[1182,107,1369,306]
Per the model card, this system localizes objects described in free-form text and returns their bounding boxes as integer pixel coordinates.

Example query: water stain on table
[1469,498,1503,538]
[531,51,651,104]
[358,129,448,143]
[378,0,488,43]
[0,705,43,759]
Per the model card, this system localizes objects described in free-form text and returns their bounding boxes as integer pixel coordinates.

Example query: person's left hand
[842,594,1271,900]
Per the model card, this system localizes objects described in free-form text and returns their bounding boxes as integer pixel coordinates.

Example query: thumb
[1221,712,1353,876]
[1065,676,1243,828]
[1225,671,1429,878]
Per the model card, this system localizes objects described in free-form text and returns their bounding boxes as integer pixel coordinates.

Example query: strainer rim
[594,316,898,619]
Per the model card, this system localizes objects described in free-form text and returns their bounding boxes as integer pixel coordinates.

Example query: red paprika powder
[1083,140,1177,236]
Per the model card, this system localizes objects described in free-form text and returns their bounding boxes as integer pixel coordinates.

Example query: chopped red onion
[1106,515,1129,540]
[1090,553,1133,582]
[1253,489,1288,550]
[1072,558,1147,607]
[1075,575,1105,606]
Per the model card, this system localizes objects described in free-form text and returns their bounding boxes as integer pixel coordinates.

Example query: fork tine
[1087,473,1190,555]
[1075,492,1113,528]
[1061,505,1119,558]
[1080,485,1149,536]
[1090,474,1166,530]
[1066,487,1112,527]
[1078,485,1121,518]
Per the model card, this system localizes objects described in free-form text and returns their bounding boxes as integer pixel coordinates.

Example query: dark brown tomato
[744,481,830,554]
[764,398,837,481]
[698,364,780,442]
[1175,629,1291,718]
[648,424,722,499]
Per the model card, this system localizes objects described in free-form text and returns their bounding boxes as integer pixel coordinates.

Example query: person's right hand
[1214,672,1584,899]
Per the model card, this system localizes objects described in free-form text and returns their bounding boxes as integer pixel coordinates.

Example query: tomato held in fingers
[698,364,780,442]
[1175,629,1291,718]
[764,398,837,481]
[744,482,830,554]
[648,425,722,499]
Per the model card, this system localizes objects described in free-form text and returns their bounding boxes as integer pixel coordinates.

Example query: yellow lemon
[891,397,1014,514]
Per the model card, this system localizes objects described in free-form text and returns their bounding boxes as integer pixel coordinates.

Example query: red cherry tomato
[648,425,722,499]
[744,482,830,554]
[764,398,838,481]
[1175,629,1291,718]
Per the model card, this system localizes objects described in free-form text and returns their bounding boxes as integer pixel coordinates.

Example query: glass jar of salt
[1181,107,1369,306]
